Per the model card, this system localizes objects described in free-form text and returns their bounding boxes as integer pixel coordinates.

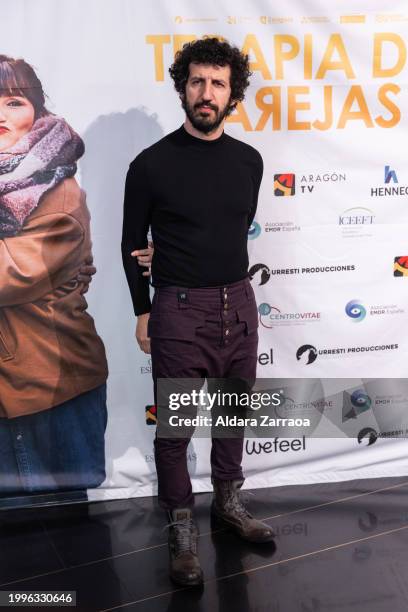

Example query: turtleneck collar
[178,124,227,146]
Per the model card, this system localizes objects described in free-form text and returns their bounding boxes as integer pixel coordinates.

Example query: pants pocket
[236,300,259,336]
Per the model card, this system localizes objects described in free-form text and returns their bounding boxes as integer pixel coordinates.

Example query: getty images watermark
[156,379,314,438]
[167,388,311,429]
[156,378,408,439]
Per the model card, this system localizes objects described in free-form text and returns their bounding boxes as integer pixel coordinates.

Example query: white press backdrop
[3,0,408,502]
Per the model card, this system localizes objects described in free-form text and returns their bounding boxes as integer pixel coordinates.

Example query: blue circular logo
[351,390,372,412]
[258,303,271,316]
[248,221,261,240]
[345,300,366,322]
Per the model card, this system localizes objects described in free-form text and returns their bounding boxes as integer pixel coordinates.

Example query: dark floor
[1,476,408,612]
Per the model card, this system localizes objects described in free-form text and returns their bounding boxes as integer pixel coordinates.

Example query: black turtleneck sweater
[121,125,263,315]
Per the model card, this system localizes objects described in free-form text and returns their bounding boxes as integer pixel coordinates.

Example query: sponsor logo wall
[3,0,408,505]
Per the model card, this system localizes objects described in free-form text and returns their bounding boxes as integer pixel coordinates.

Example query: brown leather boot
[211,478,275,543]
[167,508,203,586]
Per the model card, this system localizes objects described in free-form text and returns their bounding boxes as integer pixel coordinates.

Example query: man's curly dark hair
[169,37,251,114]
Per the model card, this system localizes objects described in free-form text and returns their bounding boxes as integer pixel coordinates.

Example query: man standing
[122,38,274,587]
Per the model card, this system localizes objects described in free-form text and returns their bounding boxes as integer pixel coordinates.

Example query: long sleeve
[248,152,263,228]
[121,152,153,315]
[0,212,85,307]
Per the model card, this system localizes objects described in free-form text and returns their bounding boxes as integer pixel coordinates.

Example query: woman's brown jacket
[0,178,108,418]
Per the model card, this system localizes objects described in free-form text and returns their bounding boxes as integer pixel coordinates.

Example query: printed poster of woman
[0,55,109,502]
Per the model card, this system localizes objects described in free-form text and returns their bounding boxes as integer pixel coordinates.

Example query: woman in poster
[0,55,108,498]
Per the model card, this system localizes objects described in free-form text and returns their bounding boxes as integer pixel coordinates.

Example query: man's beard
[183,97,232,135]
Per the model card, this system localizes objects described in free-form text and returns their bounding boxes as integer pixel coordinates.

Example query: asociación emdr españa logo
[345,300,366,322]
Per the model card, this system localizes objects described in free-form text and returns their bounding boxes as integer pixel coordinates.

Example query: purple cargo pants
[148,277,259,510]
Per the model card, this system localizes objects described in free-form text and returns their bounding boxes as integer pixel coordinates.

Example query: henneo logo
[384,165,398,183]
[371,166,407,196]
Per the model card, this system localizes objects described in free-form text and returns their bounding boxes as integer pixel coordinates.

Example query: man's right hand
[136,313,151,354]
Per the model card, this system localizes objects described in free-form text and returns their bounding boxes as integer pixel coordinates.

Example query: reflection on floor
[1,476,408,611]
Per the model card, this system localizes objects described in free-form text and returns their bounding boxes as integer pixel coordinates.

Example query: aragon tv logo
[296,344,317,365]
[394,256,408,277]
[145,405,157,425]
[345,300,366,322]
[248,221,261,240]
[249,263,271,285]
[274,173,295,196]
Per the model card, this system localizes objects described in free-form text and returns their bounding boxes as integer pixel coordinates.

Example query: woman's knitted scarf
[0,115,84,238]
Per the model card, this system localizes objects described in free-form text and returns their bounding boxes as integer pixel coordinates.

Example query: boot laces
[164,518,197,555]
[225,489,252,520]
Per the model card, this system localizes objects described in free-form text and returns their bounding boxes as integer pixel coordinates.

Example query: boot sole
[211,506,275,543]
[169,571,204,587]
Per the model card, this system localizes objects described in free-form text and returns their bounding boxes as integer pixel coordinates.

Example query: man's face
[183,63,233,134]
